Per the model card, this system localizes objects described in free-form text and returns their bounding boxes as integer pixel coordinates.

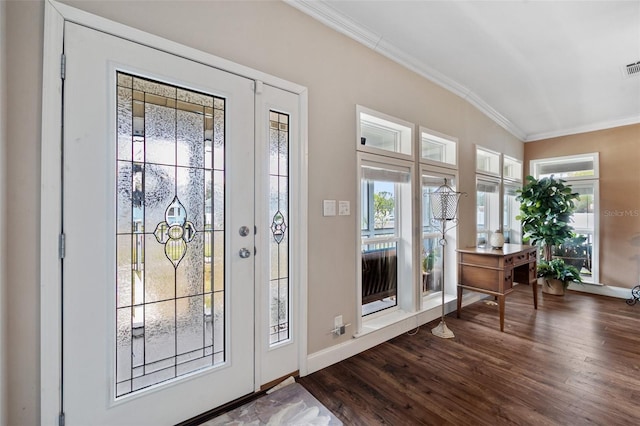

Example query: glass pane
[116,72,225,397]
[268,111,290,345]
[421,237,443,296]
[503,184,522,244]
[361,241,397,315]
[476,147,500,175]
[359,110,412,156]
[503,157,522,181]
[421,131,456,166]
[477,178,501,247]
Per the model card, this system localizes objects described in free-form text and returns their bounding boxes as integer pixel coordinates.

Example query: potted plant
[537,258,582,295]
[421,250,438,292]
[516,175,581,294]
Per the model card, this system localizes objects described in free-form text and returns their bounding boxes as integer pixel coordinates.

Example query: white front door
[62,22,255,425]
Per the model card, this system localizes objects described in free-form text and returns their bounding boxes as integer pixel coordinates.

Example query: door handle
[239,248,251,259]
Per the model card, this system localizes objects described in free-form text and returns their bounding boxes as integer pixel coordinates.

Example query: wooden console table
[457,244,538,331]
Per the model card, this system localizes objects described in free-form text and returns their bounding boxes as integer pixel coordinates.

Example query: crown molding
[524,114,640,142]
[286,0,527,141]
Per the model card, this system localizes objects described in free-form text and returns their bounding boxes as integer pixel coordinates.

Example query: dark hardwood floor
[299,284,640,425]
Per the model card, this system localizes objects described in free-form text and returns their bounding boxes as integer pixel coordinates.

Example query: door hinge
[60,53,66,80]
[58,234,66,259]
[59,412,65,426]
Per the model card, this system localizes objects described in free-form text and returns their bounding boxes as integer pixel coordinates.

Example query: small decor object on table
[490,230,505,249]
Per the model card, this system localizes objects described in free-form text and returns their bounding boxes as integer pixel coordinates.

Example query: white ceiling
[288,0,640,141]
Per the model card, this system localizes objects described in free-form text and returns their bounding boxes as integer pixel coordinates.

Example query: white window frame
[476,146,501,177]
[475,146,523,247]
[356,105,414,160]
[357,153,414,327]
[530,153,600,283]
[419,126,458,168]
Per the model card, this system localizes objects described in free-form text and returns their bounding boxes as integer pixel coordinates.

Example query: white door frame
[40,1,308,424]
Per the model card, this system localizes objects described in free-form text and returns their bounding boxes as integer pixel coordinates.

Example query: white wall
[6,1,523,424]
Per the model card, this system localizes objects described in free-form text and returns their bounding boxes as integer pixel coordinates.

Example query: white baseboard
[305,292,487,375]
[566,282,632,300]
[304,283,634,376]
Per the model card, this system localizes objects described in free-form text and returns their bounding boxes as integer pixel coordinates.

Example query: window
[357,105,413,157]
[531,153,599,283]
[476,177,501,246]
[360,160,412,316]
[476,147,501,176]
[503,183,522,244]
[475,147,522,247]
[420,127,457,167]
[357,108,414,319]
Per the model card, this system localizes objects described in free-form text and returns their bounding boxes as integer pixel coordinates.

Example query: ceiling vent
[623,61,640,78]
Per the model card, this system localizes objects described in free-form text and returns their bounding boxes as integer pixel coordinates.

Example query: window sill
[354,293,456,338]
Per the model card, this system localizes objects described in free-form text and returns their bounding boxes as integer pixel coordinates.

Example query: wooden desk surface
[458,243,535,256]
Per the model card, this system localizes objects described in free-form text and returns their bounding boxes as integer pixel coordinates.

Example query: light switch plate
[323,200,336,216]
[338,200,350,216]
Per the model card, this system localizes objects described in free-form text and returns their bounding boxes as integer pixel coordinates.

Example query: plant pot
[541,277,565,295]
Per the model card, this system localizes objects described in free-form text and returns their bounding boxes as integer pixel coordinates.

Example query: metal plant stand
[428,179,465,339]
[626,285,640,305]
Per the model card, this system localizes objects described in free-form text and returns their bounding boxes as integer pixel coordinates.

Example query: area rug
[199,382,343,426]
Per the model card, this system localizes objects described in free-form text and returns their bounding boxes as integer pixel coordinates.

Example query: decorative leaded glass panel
[116,72,226,397]
[268,111,290,345]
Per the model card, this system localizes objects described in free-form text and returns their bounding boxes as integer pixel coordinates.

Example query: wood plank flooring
[299,285,640,425]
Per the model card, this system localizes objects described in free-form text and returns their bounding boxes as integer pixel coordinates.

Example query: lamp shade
[429,179,462,221]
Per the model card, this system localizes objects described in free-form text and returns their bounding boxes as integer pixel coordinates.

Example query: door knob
[239,248,251,259]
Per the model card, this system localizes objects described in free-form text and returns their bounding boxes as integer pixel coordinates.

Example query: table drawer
[459,253,501,268]
[510,250,532,267]
[459,265,501,291]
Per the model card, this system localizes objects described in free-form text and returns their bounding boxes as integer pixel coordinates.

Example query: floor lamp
[429,178,465,339]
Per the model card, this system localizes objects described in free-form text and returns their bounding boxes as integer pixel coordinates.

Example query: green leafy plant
[537,258,583,288]
[422,250,436,273]
[516,175,580,262]
[373,191,394,229]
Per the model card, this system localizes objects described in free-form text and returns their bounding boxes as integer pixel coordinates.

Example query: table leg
[498,295,505,332]
[457,286,463,318]
[532,277,538,309]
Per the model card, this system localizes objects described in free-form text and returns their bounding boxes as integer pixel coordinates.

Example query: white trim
[49,1,306,96]
[40,2,64,424]
[530,152,599,180]
[306,292,485,374]
[296,90,309,377]
[286,0,527,141]
[525,115,640,142]
[356,105,414,160]
[418,126,459,170]
[42,0,309,422]
[567,282,631,300]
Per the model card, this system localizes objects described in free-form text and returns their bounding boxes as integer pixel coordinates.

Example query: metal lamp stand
[429,179,465,339]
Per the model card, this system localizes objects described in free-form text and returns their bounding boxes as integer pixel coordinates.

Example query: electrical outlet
[334,315,343,328]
